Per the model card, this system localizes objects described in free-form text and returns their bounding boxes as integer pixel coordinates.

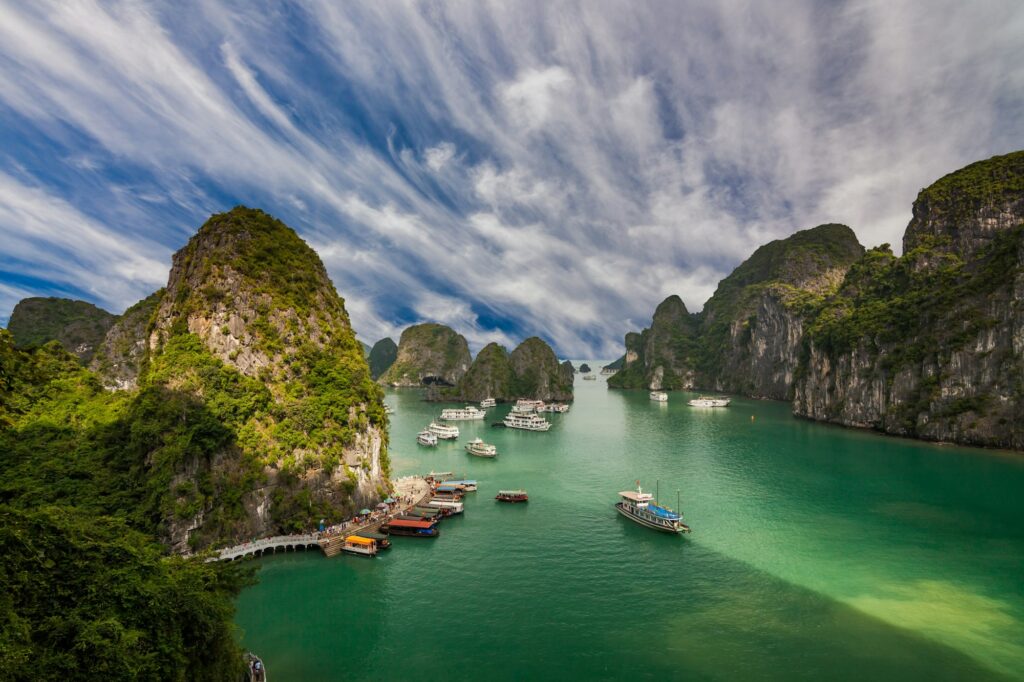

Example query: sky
[0,1,1022,357]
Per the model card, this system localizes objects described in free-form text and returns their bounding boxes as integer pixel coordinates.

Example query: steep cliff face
[509,337,574,401]
[698,224,864,399]
[7,297,115,362]
[379,323,471,386]
[89,290,163,390]
[145,206,388,550]
[368,337,398,379]
[608,295,699,390]
[453,342,514,401]
[795,151,1024,448]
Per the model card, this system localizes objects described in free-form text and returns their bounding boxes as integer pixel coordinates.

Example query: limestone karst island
[2,4,1023,681]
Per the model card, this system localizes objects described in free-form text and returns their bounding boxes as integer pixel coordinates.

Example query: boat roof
[345,535,375,545]
[387,519,434,528]
[618,490,654,502]
[359,531,388,540]
[497,489,527,494]
[646,503,682,520]
[446,479,476,485]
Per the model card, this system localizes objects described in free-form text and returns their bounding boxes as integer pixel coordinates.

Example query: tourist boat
[357,530,391,550]
[445,479,477,491]
[511,399,544,413]
[440,406,487,420]
[687,396,731,407]
[615,482,690,534]
[411,507,442,519]
[495,489,529,503]
[416,430,438,446]
[583,374,597,380]
[384,404,395,415]
[341,535,378,557]
[600,367,617,375]
[427,471,453,482]
[480,397,496,409]
[649,391,668,402]
[428,498,464,514]
[465,437,498,458]
[428,421,460,439]
[381,518,439,537]
[537,403,569,413]
[503,412,552,431]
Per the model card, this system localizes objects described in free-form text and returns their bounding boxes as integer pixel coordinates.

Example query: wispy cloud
[0,0,1021,355]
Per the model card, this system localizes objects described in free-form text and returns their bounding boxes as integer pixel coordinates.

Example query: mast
[676,489,680,513]
[656,479,659,505]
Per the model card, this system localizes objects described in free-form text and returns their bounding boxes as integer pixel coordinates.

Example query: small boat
[245,652,267,682]
[465,438,498,458]
[615,481,690,534]
[511,399,544,413]
[687,396,730,407]
[357,530,391,549]
[428,421,460,439]
[440,406,487,420]
[495,489,529,503]
[435,483,467,494]
[503,412,552,431]
[428,498,464,514]
[381,519,440,537]
[445,479,477,491]
[417,430,438,446]
[480,397,496,409]
[341,535,378,557]
[427,471,453,482]
[649,391,668,402]
[537,403,569,413]
[582,374,597,380]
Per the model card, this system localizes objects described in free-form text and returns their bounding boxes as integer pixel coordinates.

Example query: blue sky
[0,1,1022,357]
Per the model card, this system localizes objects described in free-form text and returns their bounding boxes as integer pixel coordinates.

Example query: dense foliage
[7,297,116,362]
[914,151,1024,219]
[368,337,398,379]
[380,322,471,386]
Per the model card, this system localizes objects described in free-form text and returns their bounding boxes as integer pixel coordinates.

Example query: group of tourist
[315,494,417,539]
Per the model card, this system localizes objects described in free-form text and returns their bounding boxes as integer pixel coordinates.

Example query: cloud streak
[0,0,1021,355]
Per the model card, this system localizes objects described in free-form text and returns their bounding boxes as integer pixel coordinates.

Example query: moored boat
[357,530,391,549]
[495,489,529,503]
[649,391,668,402]
[537,403,569,413]
[427,471,453,482]
[583,374,597,380]
[445,479,477,491]
[341,535,378,557]
[465,437,498,458]
[511,399,544,413]
[687,396,730,407]
[503,412,552,431]
[615,481,690,534]
[381,518,439,537]
[440,406,487,420]
[416,429,438,446]
[480,397,496,409]
[428,498,464,514]
[428,421,460,439]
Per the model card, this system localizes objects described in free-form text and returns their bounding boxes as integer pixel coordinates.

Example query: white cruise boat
[465,438,498,458]
[479,397,496,409]
[582,374,597,380]
[537,403,569,413]
[512,399,544,414]
[428,421,460,439]
[649,391,668,402]
[687,396,731,407]
[615,482,690,534]
[428,498,464,514]
[416,430,438,446]
[503,412,552,431]
[440,406,486,421]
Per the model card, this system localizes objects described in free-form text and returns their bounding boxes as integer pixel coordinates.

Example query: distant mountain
[447,337,573,402]
[7,297,116,362]
[368,337,398,379]
[89,290,164,390]
[379,323,471,387]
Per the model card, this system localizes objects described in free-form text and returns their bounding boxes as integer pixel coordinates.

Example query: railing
[208,533,320,562]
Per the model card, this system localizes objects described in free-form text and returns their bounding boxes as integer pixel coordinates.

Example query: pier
[206,475,432,562]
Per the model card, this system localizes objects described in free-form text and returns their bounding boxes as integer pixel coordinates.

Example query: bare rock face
[795,151,1024,449]
[145,206,388,551]
[378,323,471,387]
[89,290,163,390]
[7,297,115,363]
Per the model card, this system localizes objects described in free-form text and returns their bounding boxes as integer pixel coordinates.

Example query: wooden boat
[357,530,391,549]
[687,396,730,407]
[381,518,439,537]
[465,438,498,458]
[615,481,690,534]
[480,397,496,408]
[428,498,464,514]
[445,479,478,491]
[341,535,378,557]
[495,489,529,503]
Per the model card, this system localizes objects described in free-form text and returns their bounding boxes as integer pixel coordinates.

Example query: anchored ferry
[480,397,496,409]
[440,406,487,420]
[446,479,477,491]
[428,421,460,440]
[687,396,731,407]
[465,438,498,458]
[416,430,438,446]
[503,412,552,431]
[537,402,569,413]
[649,391,668,402]
[615,482,691,534]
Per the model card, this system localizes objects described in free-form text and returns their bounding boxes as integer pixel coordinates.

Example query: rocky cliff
[7,297,116,362]
[89,290,163,390]
[144,206,388,550]
[794,151,1024,448]
[379,323,471,386]
[608,295,700,390]
[368,337,398,379]
[447,337,574,402]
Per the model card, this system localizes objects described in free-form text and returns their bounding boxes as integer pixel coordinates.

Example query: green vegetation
[368,337,398,379]
[7,297,116,362]
[379,323,471,386]
[914,150,1024,219]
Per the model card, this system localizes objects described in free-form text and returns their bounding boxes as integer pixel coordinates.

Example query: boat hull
[615,502,689,534]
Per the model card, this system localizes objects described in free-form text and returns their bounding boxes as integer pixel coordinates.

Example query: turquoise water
[235,370,1024,680]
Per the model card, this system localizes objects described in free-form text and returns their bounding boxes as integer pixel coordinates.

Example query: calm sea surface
[235,368,1024,681]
